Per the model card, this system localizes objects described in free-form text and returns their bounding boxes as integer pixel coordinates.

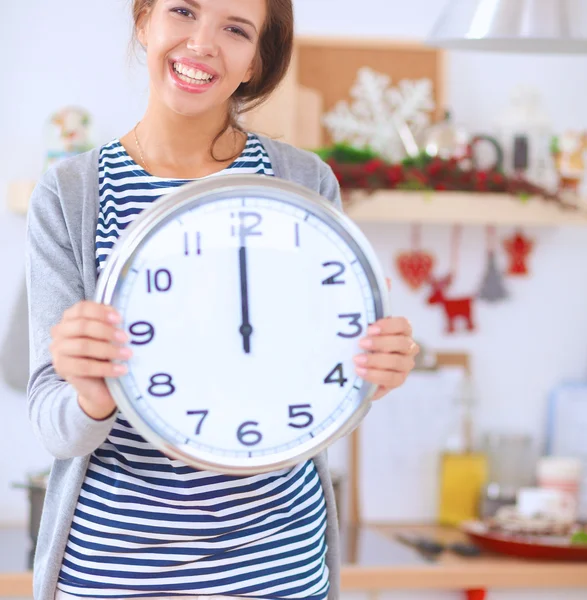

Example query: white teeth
[173,63,213,84]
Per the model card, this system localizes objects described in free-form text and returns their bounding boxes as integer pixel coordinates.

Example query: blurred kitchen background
[2,1,587,599]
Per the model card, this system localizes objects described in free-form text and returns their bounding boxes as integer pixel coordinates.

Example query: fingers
[54,338,132,362]
[354,316,418,395]
[355,367,407,390]
[57,356,128,379]
[52,318,128,345]
[359,334,418,355]
[368,316,412,337]
[61,301,121,325]
[354,352,415,375]
[51,301,129,382]
[51,338,131,378]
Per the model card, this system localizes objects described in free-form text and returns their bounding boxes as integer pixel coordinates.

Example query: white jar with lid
[537,456,582,521]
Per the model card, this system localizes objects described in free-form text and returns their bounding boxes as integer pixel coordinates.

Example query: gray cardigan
[25,135,343,600]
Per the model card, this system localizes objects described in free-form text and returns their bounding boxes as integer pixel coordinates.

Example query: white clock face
[105,183,387,473]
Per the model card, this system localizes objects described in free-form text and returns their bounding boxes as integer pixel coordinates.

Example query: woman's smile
[169,58,220,94]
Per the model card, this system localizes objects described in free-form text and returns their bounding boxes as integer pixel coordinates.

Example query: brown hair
[132,0,294,161]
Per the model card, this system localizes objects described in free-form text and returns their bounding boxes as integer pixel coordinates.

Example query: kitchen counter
[2,524,587,597]
[342,524,587,591]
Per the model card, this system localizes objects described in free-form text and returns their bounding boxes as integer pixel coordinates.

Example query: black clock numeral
[237,421,263,447]
[288,404,314,429]
[187,410,209,435]
[324,363,348,388]
[337,313,363,338]
[232,211,263,238]
[184,232,202,256]
[129,321,155,345]
[146,269,172,293]
[322,261,346,285]
[148,373,176,397]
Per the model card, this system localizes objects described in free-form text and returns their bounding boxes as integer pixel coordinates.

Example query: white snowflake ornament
[322,67,435,162]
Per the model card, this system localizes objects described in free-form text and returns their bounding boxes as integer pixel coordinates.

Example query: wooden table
[342,524,587,599]
[2,525,587,598]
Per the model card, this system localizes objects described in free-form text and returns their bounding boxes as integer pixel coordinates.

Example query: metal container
[13,471,48,546]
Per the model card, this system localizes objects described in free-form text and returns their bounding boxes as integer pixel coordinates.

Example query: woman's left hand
[353,317,419,401]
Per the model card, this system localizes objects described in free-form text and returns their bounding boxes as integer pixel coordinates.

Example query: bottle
[438,374,488,526]
[424,110,470,161]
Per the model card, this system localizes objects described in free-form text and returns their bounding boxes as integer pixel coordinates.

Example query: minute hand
[238,242,253,354]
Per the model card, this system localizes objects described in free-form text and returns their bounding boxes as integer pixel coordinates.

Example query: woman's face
[138,0,266,118]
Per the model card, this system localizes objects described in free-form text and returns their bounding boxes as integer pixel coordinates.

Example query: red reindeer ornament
[427,274,476,334]
[426,226,476,334]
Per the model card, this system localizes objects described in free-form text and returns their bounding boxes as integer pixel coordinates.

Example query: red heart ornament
[396,251,435,290]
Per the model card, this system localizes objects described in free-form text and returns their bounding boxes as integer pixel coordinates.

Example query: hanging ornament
[478,226,509,302]
[503,229,534,276]
[426,226,476,334]
[395,224,436,290]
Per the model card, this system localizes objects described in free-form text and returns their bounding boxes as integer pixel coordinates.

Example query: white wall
[1,2,587,597]
[0,0,151,526]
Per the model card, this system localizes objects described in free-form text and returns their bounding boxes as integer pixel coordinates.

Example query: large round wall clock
[96,175,390,475]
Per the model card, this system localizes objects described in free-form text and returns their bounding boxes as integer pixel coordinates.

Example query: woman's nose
[186,25,219,58]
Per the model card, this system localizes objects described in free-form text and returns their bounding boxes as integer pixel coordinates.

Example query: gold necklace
[133,122,150,173]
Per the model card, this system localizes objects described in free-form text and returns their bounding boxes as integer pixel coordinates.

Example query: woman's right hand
[50,301,132,420]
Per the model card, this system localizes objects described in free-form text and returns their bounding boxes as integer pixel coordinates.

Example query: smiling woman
[131,0,294,167]
[25,0,419,599]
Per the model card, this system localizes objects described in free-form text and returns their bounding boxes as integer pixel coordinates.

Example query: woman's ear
[243,56,260,85]
[137,27,147,47]
[136,9,151,47]
[242,68,253,84]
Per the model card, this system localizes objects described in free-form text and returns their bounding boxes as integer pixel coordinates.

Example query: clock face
[101,178,388,474]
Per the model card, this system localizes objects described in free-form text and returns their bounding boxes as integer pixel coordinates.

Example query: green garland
[314,143,567,206]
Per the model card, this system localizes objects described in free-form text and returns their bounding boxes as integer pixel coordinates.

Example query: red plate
[462,521,587,561]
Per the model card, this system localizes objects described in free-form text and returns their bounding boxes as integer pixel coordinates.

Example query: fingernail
[115,330,128,343]
[367,325,381,335]
[119,348,133,359]
[356,367,368,376]
[354,354,368,365]
[114,364,128,375]
[108,311,122,324]
[359,338,373,349]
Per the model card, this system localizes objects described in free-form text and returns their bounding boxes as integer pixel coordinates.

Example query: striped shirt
[57,134,329,600]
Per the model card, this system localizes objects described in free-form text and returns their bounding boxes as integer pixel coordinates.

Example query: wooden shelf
[343,190,587,227]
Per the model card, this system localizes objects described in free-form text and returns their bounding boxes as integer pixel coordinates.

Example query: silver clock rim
[95,174,391,475]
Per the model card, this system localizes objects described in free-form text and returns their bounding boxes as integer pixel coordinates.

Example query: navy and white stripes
[57,134,329,599]
[95,134,274,271]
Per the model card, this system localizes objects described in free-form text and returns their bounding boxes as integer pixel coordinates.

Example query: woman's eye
[171,7,194,18]
[227,26,250,39]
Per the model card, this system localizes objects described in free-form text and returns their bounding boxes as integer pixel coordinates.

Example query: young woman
[26,1,419,599]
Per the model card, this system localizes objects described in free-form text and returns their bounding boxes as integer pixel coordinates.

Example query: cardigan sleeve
[318,161,343,211]
[25,168,116,460]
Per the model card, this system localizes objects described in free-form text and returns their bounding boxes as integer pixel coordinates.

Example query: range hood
[427,0,587,54]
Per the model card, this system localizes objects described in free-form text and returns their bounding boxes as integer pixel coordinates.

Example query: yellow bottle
[438,451,488,526]
[438,373,488,526]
